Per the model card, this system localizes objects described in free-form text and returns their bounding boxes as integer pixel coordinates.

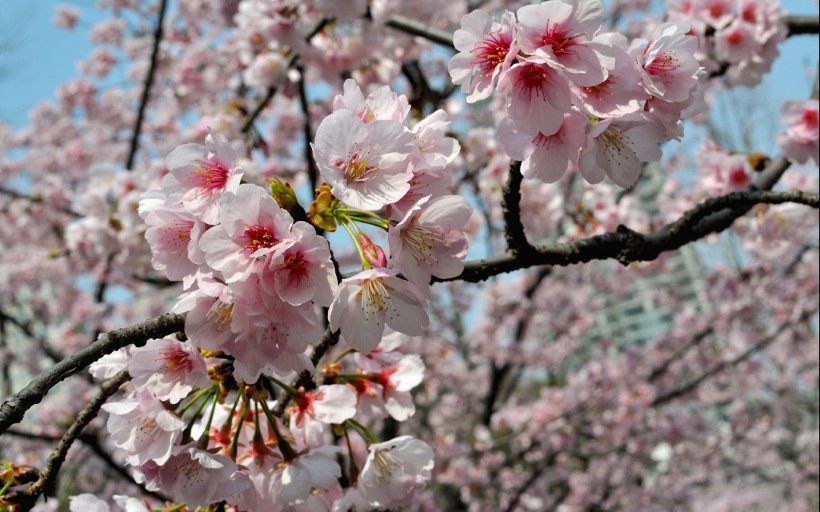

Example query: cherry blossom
[329,268,429,354]
[357,436,435,508]
[312,110,415,211]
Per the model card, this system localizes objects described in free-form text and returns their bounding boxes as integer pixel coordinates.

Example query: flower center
[243,224,278,255]
[373,448,401,478]
[337,150,378,182]
[285,252,307,274]
[472,33,510,77]
[205,301,234,331]
[160,347,193,376]
[514,64,550,101]
[644,52,679,85]
[402,223,445,266]
[360,278,390,314]
[191,159,230,192]
[541,24,581,56]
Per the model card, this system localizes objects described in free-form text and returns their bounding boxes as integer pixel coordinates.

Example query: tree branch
[3,370,130,510]
[240,17,330,134]
[452,168,817,283]
[124,0,169,171]
[0,186,81,218]
[3,427,170,504]
[385,15,456,50]
[296,66,320,194]
[0,312,185,435]
[650,310,813,406]
[501,160,536,256]
[785,15,820,36]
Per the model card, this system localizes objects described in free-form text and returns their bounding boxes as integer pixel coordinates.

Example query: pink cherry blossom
[139,195,205,286]
[388,195,471,287]
[777,99,819,166]
[515,0,615,87]
[289,384,358,445]
[634,22,701,103]
[198,183,294,284]
[578,115,664,188]
[128,336,211,404]
[328,268,429,354]
[312,109,415,210]
[715,19,762,64]
[158,445,254,509]
[265,221,338,307]
[448,10,518,103]
[370,354,426,422]
[357,435,434,508]
[101,388,185,466]
[161,129,244,225]
[572,33,648,117]
[498,59,572,137]
[333,79,410,124]
[498,109,588,183]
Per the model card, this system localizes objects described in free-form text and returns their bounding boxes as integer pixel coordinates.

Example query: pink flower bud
[358,233,387,268]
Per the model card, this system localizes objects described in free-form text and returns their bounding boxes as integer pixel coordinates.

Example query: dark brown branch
[481,268,551,426]
[0,309,64,364]
[296,66,320,193]
[648,327,714,382]
[501,160,535,256]
[240,17,330,134]
[452,168,818,283]
[3,371,129,510]
[124,0,169,171]
[785,15,820,36]
[385,15,456,51]
[0,186,81,218]
[4,428,170,503]
[0,312,186,435]
[651,310,812,406]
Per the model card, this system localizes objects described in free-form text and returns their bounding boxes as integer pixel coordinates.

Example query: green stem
[259,398,298,461]
[229,394,249,459]
[197,388,220,448]
[267,375,299,396]
[182,388,214,441]
[346,418,379,445]
[332,348,356,364]
[340,219,372,270]
[178,387,212,415]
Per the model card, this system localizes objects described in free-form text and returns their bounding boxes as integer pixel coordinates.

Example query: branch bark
[3,370,130,510]
[452,164,817,283]
[0,312,185,435]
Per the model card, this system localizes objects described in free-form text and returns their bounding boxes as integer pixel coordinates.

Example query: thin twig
[3,428,170,503]
[385,15,456,50]
[240,17,330,134]
[124,0,169,171]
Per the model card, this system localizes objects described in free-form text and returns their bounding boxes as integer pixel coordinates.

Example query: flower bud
[308,184,338,232]
[267,178,300,211]
[358,232,387,268]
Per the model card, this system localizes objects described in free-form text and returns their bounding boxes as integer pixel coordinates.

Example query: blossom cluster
[777,99,819,166]
[73,78,474,511]
[448,0,703,187]
[667,0,787,87]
